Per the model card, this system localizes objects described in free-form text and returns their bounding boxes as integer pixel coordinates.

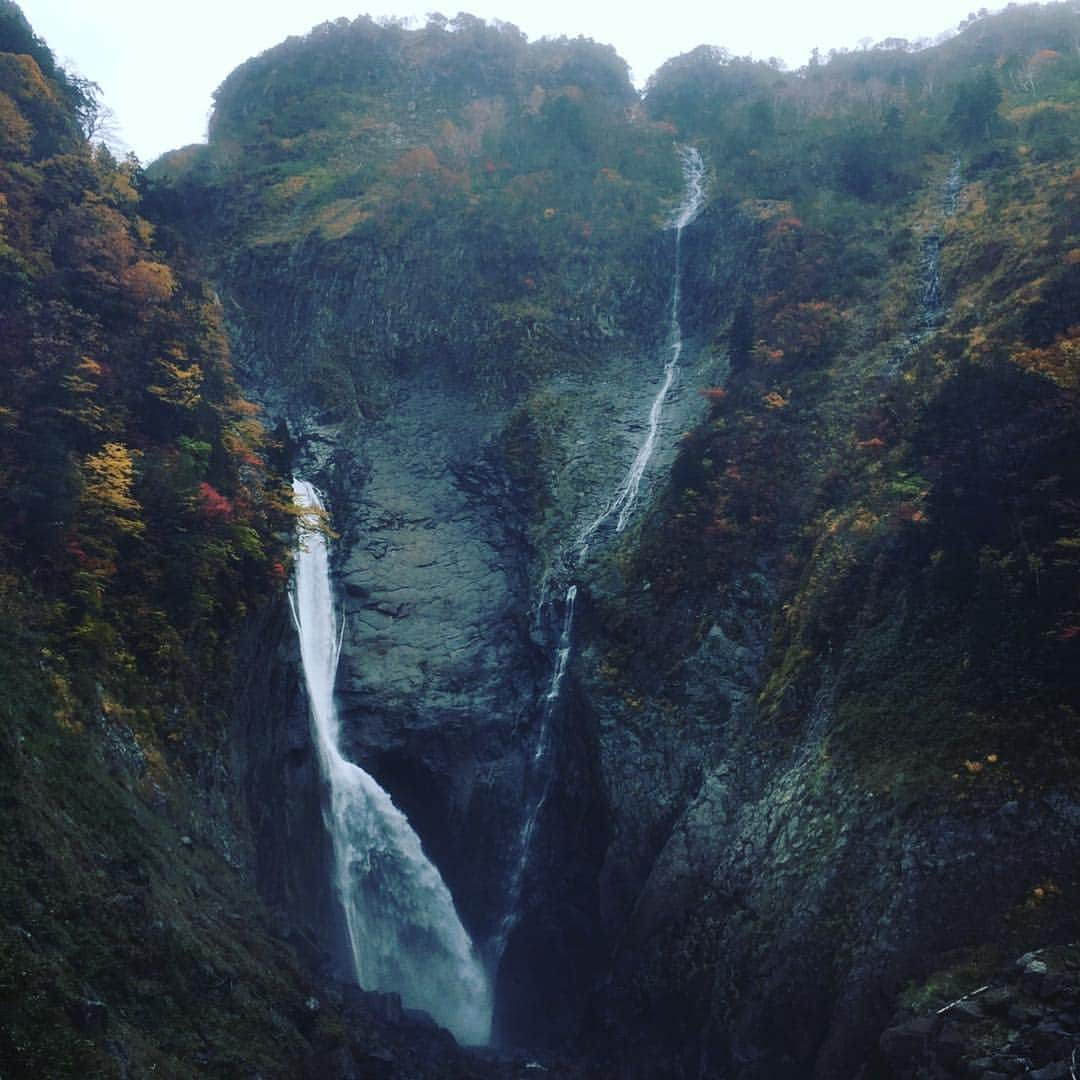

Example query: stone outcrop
[226,203,738,1048]
[879,945,1080,1079]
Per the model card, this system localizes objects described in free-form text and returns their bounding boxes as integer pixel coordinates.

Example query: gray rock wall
[219,200,744,1052]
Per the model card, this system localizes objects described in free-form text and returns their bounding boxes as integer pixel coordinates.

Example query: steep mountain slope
[156,10,1080,1076]
[577,12,1080,1076]
[575,14,1080,1077]
[2,2,1078,1077]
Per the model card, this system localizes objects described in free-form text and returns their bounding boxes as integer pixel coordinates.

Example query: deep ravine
[5,7,1080,1078]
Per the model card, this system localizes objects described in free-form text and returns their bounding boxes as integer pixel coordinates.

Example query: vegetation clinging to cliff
[0,10,293,713]
[0,5,319,1073]
[612,2,1080,798]
[149,15,685,415]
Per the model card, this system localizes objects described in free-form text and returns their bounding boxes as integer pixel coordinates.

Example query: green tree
[948,68,1003,139]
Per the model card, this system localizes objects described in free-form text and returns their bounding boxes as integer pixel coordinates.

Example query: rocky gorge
[156,9,1080,1075]
[2,3,1079,1078]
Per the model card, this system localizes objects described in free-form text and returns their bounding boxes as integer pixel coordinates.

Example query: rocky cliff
[6,5,1076,1078]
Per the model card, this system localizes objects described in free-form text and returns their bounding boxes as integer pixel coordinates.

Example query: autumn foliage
[0,34,291,706]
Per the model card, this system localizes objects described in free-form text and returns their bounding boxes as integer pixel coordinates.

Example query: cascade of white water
[542,584,578,712]
[580,145,706,545]
[886,155,962,375]
[490,583,578,965]
[290,479,491,1046]
[919,155,963,327]
[496,148,707,972]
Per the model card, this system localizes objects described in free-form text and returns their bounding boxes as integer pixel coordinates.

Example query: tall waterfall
[580,144,707,544]
[290,478,492,1046]
[491,584,577,964]
[497,148,707,966]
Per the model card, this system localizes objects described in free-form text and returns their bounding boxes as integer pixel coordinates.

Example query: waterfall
[919,155,963,329]
[495,148,707,971]
[290,478,492,1046]
[542,585,578,713]
[887,155,962,375]
[580,144,707,545]
[490,584,577,965]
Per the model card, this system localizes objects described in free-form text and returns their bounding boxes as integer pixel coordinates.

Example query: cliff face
[3,0,1078,1073]
[150,7,1080,1078]
[202,151,740,1054]
[0,8,515,1074]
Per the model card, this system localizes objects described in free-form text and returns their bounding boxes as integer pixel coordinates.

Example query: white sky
[20,0,998,162]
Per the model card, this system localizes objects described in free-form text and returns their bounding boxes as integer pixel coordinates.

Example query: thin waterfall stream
[489,584,577,965]
[495,146,707,969]
[886,154,962,376]
[290,478,492,1046]
[580,144,707,546]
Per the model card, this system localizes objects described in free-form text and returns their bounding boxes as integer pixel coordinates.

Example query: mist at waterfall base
[289,479,492,1046]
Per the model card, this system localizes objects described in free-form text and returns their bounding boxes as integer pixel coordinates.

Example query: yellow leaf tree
[81,441,144,536]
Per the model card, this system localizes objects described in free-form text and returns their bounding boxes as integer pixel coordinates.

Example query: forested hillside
[0,3,317,1072]
[584,11,1080,1075]
[634,3,1080,807]
[149,14,685,424]
[1,2,1078,1077]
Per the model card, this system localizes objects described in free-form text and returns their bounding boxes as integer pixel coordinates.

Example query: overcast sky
[21,0,999,162]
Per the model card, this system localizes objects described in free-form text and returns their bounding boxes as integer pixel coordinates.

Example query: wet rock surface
[222,198,738,1029]
[878,944,1080,1079]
